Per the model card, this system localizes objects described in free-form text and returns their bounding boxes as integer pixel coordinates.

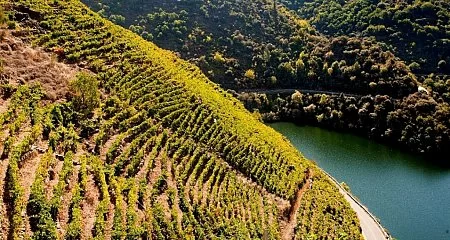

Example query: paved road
[237,88,363,98]
[340,189,389,240]
[323,171,391,240]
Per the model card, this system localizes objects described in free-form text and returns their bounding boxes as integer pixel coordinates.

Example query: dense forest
[289,0,450,74]
[83,0,417,97]
[239,91,450,156]
[0,0,364,239]
[83,0,450,160]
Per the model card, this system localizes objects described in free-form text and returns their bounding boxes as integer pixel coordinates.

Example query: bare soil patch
[280,169,313,240]
[0,30,79,101]
[81,173,100,240]
[18,151,42,237]
[57,165,79,238]
[0,156,10,239]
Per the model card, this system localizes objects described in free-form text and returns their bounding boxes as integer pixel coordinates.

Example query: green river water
[269,122,450,240]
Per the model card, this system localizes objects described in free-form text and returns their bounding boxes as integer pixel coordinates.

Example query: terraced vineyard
[0,0,362,239]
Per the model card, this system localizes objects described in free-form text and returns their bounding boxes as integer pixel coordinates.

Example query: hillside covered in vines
[82,0,450,159]
[0,0,363,239]
[83,0,417,98]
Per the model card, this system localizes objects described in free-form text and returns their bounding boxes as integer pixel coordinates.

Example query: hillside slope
[0,0,363,239]
[290,0,449,74]
[83,0,417,98]
[81,0,450,159]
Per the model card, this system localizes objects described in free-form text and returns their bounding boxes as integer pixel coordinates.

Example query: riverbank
[270,122,450,240]
[236,88,450,161]
[322,170,391,240]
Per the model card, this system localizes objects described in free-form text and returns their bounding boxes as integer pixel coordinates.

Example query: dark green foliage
[31,212,58,240]
[292,0,450,74]
[83,0,417,98]
[69,72,100,114]
[244,90,450,158]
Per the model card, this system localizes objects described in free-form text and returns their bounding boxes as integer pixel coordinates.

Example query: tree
[291,91,303,105]
[409,62,421,71]
[244,69,256,80]
[438,60,446,70]
[213,52,226,63]
[69,72,100,114]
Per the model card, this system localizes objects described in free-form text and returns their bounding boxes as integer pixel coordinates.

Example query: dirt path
[166,157,183,231]
[281,169,313,240]
[19,150,42,237]
[103,203,115,240]
[99,134,121,163]
[57,165,79,238]
[45,157,64,200]
[0,99,10,115]
[81,173,100,240]
[0,157,10,239]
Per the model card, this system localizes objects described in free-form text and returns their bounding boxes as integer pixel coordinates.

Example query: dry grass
[0,30,79,101]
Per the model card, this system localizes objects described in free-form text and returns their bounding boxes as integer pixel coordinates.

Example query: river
[269,122,450,240]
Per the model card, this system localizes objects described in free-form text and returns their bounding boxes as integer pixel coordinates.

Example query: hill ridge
[0,0,363,239]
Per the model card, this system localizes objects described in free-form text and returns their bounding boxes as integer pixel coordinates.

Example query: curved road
[236,88,363,98]
[323,171,391,240]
